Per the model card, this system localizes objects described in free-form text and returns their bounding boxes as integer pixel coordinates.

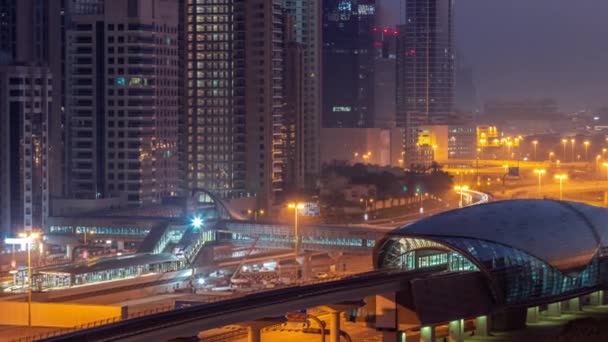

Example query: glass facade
[48,225,151,236]
[376,236,600,305]
[443,237,599,304]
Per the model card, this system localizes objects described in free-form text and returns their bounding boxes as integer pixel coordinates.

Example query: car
[316,272,328,279]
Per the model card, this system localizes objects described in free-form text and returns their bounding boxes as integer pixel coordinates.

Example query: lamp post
[548,152,555,162]
[603,163,608,181]
[454,185,469,208]
[532,140,538,161]
[247,209,265,221]
[570,139,576,162]
[533,169,546,197]
[562,139,568,162]
[287,202,305,273]
[18,232,40,327]
[584,141,590,161]
[554,174,567,200]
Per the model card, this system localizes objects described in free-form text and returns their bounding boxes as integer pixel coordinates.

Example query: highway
[42,268,447,342]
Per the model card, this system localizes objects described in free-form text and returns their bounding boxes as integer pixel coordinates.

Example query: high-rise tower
[396,0,454,167]
[65,0,180,205]
[323,0,376,128]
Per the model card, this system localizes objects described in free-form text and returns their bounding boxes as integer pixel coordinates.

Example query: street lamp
[584,141,590,161]
[603,162,608,181]
[507,141,513,159]
[247,209,265,221]
[18,232,40,327]
[287,202,305,262]
[532,140,538,161]
[548,152,555,162]
[570,139,576,162]
[454,185,469,208]
[562,139,568,162]
[554,174,567,200]
[533,169,546,197]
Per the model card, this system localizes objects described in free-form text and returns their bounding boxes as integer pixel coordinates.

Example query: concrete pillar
[547,302,561,317]
[568,297,581,312]
[382,331,398,342]
[475,315,489,336]
[116,240,125,251]
[65,244,73,259]
[301,254,311,281]
[590,290,604,306]
[526,306,539,324]
[448,319,464,342]
[247,325,261,342]
[420,325,435,342]
[329,310,340,342]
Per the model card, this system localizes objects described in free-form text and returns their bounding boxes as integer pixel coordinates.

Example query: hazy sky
[378,0,608,112]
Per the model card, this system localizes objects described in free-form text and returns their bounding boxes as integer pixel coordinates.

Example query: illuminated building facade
[65,0,180,206]
[0,65,52,235]
[185,0,287,208]
[323,0,376,128]
[396,0,455,168]
[282,0,322,190]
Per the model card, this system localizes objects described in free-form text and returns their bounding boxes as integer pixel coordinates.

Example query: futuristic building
[375,200,608,320]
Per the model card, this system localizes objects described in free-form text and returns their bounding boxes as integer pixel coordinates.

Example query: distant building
[320,127,403,168]
[455,64,478,114]
[323,0,376,128]
[403,125,476,166]
[282,0,322,190]
[396,0,455,168]
[0,0,66,229]
[373,27,398,127]
[483,99,561,134]
[65,0,180,206]
[0,64,52,235]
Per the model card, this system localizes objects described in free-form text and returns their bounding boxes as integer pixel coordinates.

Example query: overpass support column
[246,325,261,342]
[328,309,340,342]
[590,290,604,306]
[448,319,464,342]
[116,240,125,251]
[65,244,73,259]
[475,315,489,336]
[381,330,406,342]
[568,297,581,312]
[420,325,435,342]
[547,302,561,317]
[526,306,539,324]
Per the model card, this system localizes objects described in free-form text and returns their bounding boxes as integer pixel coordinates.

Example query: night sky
[379,0,608,112]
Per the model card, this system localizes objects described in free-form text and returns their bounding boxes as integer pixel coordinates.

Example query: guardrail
[11,316,122,342]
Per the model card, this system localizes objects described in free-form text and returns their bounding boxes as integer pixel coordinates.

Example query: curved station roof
[375,200,608,306]
[386,200,608,273]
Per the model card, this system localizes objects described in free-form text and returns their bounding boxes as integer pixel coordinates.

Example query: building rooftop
[37,253,180,275]
[386,200,608,273]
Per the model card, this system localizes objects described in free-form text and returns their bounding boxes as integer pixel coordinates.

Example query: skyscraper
[0,0,65,234]
[0,65,52,236]
[396,0,455,167]
[184,0,287,208]
[184,0,246,199]
[323,0,376,128]
[65,0,180,206]
[282,0,321,190]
